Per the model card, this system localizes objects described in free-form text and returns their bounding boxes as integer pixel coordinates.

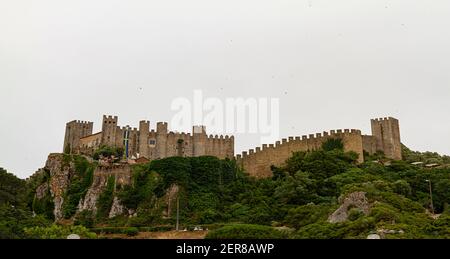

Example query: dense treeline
[0,168,51,238]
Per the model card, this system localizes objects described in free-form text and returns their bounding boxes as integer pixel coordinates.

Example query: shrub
[347,208,365,221]
[138,226,173,232]
[74,210,95,228]
[284,204,333,229]
[91,227,124,234]
[93,146,124,161]
[393,180,412,197]
[0,204,51,239]
[96,176,115,219]
[62,156,95,219]
[24,225,97,239]
[123,227,139,236]
[205,224,286,239]
[294,222,341,239]
[322,138,344,152]
[370,203,399,222]
[32,191,55,221]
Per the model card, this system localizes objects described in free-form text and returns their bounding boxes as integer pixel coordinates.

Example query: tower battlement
[371,117,397,122]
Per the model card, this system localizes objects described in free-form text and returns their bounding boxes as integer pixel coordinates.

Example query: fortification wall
[236,129,364,178]
[205,134,234,159]
[362,135,377,156]
[78,132,102,155]
[95,164,132,187]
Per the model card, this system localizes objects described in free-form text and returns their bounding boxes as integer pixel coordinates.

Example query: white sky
[1,0,450,178]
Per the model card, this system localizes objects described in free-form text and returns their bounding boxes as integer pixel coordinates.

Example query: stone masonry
[63,115,234,160]
[236,117,402,178]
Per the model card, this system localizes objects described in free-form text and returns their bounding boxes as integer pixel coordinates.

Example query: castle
[64,116,401,178]
[63,115,234,160]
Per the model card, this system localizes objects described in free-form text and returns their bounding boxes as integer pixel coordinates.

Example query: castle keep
[236,117,402,178]
[64,115,234,160]
[64,116,401,178]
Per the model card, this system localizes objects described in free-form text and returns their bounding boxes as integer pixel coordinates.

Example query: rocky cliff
[31,154,130,221]
[43,154,74,221]
[30,153,179,223]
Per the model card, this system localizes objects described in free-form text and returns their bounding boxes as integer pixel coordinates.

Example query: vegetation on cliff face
[96,176,115,219]
[61,155,95,219]
[93,146,124,161]
[1,139,450,239]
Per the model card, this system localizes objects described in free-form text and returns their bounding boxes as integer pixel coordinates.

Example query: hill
[1,139,450,239]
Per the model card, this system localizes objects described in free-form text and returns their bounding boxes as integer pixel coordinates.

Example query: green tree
[322,138,344,152]
[0,168,27,206]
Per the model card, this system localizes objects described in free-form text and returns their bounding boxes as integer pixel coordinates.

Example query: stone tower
[138,120,150,158]
[63,120,93,153]
[371,117,402,160]
[155,122,168,159]
[101,115,118,147]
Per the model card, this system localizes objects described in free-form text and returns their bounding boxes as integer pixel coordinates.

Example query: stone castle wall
[236,117,402,178]
[236,129,364,178]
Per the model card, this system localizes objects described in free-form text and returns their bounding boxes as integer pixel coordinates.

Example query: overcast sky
[1,0,450,178]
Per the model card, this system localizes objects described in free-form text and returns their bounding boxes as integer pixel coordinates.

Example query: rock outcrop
[163,184,180,218]
[45,154,74,221]
[32,153,134,221]
[77,172,109,214]
[35,181,49,200]
[32,153,184,222]
[109,196,125,218]
[328,191,370,223]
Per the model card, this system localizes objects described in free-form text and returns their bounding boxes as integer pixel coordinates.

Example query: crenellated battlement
[237,128,362,159]
[193,125,206,134]
[204,133,233,141]
[236,127,367,178]
[371,117,397,122]
[236,117,401,179]
[103,115,118,121]
[68,120,93,126]
[156,122,168,134]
